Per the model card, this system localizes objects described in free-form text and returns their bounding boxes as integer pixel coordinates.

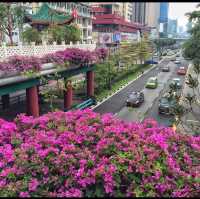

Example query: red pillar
[64,80,73,110]
[2,94,10,109]
[87,71,94,97]
[26,86,39,117]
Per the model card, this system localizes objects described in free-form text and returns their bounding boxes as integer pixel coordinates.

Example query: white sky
[169,3,198,30]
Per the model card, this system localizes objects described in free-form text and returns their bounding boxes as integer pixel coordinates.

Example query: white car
[174,59,181,64]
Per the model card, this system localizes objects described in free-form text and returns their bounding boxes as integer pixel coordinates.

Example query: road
[94,54,189,127]
[116,61,177,122]
[143,57,189,126]
[94,57,171,114]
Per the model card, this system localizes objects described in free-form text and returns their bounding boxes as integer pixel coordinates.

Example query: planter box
[41,63,56,70]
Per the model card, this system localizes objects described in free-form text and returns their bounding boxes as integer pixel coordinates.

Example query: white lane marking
[92,55,173,110]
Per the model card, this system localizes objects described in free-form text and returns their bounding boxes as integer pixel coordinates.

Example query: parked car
[145,77,158,89]
[170,78,182,89]
[158,94,177,115]
[126,91,144,107]
[177,67,186,75]
[162,65,170,72]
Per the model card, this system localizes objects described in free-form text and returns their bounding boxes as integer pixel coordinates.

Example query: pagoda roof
[25,3,74,25]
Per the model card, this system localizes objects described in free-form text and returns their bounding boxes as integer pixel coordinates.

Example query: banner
[113,32,121,42]
[99,33,113,44]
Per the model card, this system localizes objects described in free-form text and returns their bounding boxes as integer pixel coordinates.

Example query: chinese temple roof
[25,3,74,25]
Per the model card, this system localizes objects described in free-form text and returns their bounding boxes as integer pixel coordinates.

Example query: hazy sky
[169,3,198,30]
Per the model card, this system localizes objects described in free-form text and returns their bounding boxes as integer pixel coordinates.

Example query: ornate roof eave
[29,17,75,26]
[25,3,75,26]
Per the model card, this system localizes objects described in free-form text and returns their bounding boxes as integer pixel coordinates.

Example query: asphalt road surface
[94,53,189,127]
[144,57,189,127]
[94,57,171,114]
[116,61,177,122]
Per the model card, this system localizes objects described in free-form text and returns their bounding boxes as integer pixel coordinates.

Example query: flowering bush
[61,48,97,66]
[40,52,66,65]
[40,48,97,67]
[0,109,199,197]
[0,48,108,74]
[0,55,41,73]
[95,48,109,61]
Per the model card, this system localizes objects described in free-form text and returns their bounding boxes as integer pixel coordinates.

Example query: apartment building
[132,2,146,25]
[122,3,133,22]
[132,2,160,39]
[145,3,160,29]
[46,2,93,43]
[89,2,132,22]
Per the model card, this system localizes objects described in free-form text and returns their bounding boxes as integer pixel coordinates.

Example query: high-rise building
[122,3,133,22]
[159,2,169,37]
[132,2,146,25]
[159,3,169,23]
[132,2,160,39]
[168,19,177,36]
[145,3,160,29]
[186,21,192,32]
[178,26,184,33]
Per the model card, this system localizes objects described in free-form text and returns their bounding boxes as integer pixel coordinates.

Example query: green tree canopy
[0,3,26,45]
[171,6,200,135]
[22,27,42,44]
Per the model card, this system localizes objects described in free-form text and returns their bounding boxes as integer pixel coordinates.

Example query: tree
[0,3,25,45]
[170,5,200,135]
[137,36,152,64]
[63,24,81,43]
[22,27,42,44]
[153,38,176,58]
[45,24,81,44]
[95,55,116,92]
[119,42,139,70]
[47,25,65,44]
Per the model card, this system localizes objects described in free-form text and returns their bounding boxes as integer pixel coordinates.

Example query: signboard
[92,32,99,43]
[120,33,138,42]
[99,33,113,44]
[113,32,121,42]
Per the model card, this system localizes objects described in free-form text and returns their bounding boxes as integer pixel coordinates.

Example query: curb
[91,65,156,110]
[179,63,192,104]
[92,57,167,110]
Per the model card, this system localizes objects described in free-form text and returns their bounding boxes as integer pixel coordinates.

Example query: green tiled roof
[26,3,72,25]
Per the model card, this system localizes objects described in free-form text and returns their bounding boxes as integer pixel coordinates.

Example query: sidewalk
[177,63,200,135]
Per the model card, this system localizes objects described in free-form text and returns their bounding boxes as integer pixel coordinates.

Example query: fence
[0,41,97,61]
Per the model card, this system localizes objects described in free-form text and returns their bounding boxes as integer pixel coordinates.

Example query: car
[174,59,181,64]
[158,94,177,115]
[174,60,181,64]
[126,91,144,107]
[170,78,182,89]
[167,51,174,56]
[171,57,176,61]
[145,60,158,64]
[177,67,186,75]
[145,77,158,89]
[162,65,170,72]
